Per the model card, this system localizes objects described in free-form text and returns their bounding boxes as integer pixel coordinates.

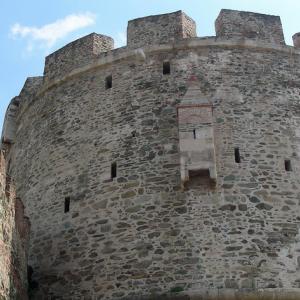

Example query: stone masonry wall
[44,33,114,82]
[3,9,300,300]
[127,10,196,49]
[215,9,285,45]
[0,151,30,300]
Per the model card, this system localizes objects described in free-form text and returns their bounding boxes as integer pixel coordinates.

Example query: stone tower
[2,9,300,300]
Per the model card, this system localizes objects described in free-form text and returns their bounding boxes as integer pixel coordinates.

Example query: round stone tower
[2,9,300,300]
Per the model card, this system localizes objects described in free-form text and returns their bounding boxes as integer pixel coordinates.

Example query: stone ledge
[16,37,300,123]
[120,289,300,300]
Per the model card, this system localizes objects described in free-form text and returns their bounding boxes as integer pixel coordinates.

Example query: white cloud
[11,12,96,51]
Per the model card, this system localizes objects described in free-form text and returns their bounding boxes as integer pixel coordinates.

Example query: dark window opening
[64,197,70,213]
[111,162,117,179]
[189,169,210,178]
[234,147,241,163]
[185,169,215,189]
[284,159,292,171]
[193,129,196,139]
[105,75,112,89]
[163,61,170,75]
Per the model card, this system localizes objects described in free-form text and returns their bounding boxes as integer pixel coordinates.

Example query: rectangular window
[234,147,241,163]
[111,162,117,179]
[193,129,196,139]
[105,75,112,89]
[189,169,210,178]
[284,159,292,171]
[185,169,215,188]
[163,61,170,75]
[64,197,70,213]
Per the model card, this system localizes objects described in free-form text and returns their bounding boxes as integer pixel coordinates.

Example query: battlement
[1,76,42,147]
[127,10,197,48]
[44,33,114,81]
[293,32,300,48]
[215,9,285,45]
[40,10,297,84]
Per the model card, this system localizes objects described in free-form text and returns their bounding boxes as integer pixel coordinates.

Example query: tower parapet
[127,10,197,49]
[1,77,42,147]
[215,9,285,45]
[44,33,114,81]
[293,32,300,48]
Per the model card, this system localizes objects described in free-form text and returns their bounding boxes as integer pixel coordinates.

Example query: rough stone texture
[178,77,217,184]
[127,10,197,49]
[215,9,285,45]
[2,77,43,145]
[293,33,300,49]
[44,33,114,82]
[2,8,300,300]
[0,151,30,300]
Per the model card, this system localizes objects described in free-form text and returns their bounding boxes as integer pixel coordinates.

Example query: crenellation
[293,32,300,48]
[1,97,20,145]
[215,9,285,45]
[44,32,114,81]
[1,76,43,146]
[127,10,197,49]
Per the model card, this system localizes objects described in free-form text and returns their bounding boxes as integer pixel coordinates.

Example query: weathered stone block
[127,10,196,48]
[44,33,114,81]
[215,9,285,45]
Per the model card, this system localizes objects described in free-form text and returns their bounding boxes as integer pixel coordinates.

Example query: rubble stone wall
[215,9,285,45]
[0,152,30,300]
[3,9,300,300]
[127,10,197,48]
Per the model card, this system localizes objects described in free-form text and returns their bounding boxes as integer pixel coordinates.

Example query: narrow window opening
[163,61,170,75]
[64,197,70,213]
[105,75,112,89]
[111,162,117,179]
[193,129,196,139]
[234,147,241,163]
[7,159,11,176]
[284,159,292,171]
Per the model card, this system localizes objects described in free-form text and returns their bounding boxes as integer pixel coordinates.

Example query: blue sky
[1,0,299,133]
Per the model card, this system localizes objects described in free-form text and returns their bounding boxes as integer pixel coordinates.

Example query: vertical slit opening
[193,129,196,139]
[64,197,70,213]
[284,159,292,171]
[234,147,241,163]
[163,61,170,75]
[105,75,112,89]
[111,162,117,179]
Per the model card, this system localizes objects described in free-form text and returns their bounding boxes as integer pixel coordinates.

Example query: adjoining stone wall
[3,8,300,300]
[215,9,285,45]
[0,151,30,300]
[127,10,197,49]
[44,33,114,82]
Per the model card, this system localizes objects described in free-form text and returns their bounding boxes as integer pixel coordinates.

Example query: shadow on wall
[0,150,30,300]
